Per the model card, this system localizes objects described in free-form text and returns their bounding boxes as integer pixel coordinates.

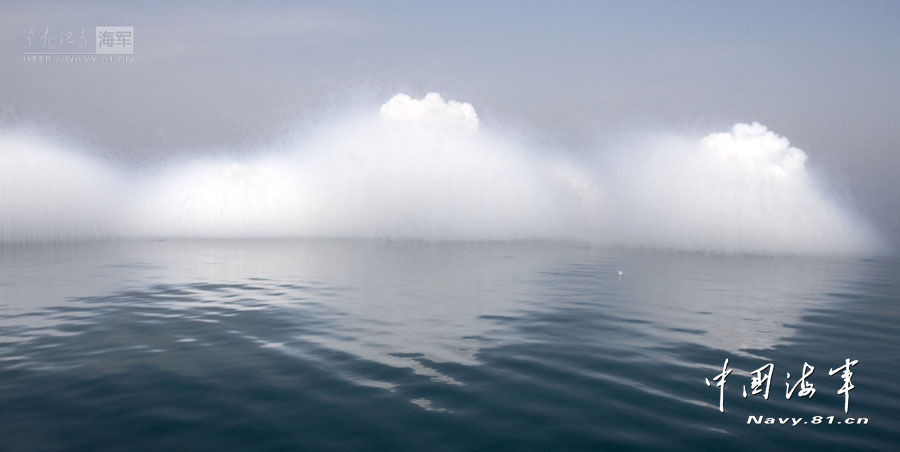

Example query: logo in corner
[95,26,133,54]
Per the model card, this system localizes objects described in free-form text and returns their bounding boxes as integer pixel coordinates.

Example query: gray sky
[2,0,899,241]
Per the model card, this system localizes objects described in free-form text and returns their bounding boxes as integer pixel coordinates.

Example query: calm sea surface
[1,240,898,451]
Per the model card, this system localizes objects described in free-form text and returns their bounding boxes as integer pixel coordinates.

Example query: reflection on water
[1,241,898,450]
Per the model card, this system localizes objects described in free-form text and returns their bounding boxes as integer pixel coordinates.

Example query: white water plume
[0,93,880,254]
[0,130,122,243]
[600,123,877,254]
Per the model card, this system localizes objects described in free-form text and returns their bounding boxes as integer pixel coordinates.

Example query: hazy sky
[2,0,899,240]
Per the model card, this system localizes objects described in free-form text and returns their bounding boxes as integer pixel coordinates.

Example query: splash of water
[0,130,122,243]
[0,93,879,254]
[600,123,877,254]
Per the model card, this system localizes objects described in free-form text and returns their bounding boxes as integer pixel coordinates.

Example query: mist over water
[0,93,879,254]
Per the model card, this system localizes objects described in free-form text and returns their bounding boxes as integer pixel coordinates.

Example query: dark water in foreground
[1,241,898,451]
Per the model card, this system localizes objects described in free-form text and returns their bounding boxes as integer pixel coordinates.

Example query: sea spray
[600,123,877,254]
[129,93,586,239]
[0,93,879,254]
[0,130,122,243]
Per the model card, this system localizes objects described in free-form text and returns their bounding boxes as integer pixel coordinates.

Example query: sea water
[1,240,897,450]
